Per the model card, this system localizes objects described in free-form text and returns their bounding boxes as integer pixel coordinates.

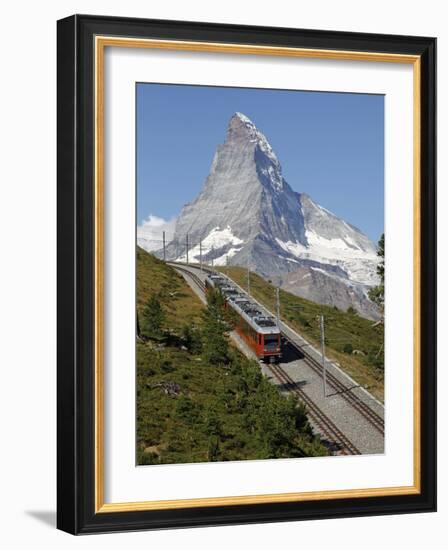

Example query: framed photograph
[57,14,436,534]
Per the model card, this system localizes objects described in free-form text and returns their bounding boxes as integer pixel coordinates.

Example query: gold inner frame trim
[94,35,421,514]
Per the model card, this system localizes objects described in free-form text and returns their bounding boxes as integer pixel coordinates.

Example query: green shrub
[141,294,165,339]
[343,343,354,354]
[181,323,202,354]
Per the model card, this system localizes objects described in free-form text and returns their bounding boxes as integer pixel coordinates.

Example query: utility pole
[199,240,203,271]
[247,265,251,296]
[320,315,327,398]
[276,287,280,325]
[162,231,166,261]
[226,255,229,276]
[186,233,189,264]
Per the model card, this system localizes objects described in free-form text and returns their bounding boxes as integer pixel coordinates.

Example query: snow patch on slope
[276,229,379,286]
[176,225,244,265]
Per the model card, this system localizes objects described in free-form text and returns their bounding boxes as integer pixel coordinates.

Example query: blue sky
[137,83,384,242]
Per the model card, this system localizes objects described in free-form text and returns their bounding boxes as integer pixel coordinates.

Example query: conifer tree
[201,289,230,365]
[368,233,385,310]
[141,294,165,339]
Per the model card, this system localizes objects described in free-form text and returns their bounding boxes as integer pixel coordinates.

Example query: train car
[204,274,282,362]
[204,274,227,294]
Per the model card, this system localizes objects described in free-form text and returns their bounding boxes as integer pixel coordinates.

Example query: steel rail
[267,362,361,455]
[281,332,385,435]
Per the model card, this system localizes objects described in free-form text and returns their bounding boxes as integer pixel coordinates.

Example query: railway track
[171,264,206,292]
[171,262,381,454]
[198,263,384,436]
[282,333,385,436]
[267,362,360,455]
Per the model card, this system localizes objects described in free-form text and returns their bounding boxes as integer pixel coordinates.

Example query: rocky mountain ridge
[138,112,380,319]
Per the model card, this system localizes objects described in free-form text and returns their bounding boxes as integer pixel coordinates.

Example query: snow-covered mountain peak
[228,112,281,181]
[231,111,258,133]
[233,111,256,127]
[228,111,267,143]
[138,112,381,318]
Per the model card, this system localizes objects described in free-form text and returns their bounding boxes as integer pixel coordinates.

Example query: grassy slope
[216,267,384,401]
[136,247,328,464]
[136,246,204,330]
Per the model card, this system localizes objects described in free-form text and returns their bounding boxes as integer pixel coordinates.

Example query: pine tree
[141,294,165,339]
[368,233,385,310]
[201,289,230,365]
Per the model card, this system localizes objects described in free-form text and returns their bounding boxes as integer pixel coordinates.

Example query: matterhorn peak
[227,111,259,138]
[139,111,381,319]
[227,112,281,176]
[231,111,258,131]
[229,112,266,141]
[234,111,255,124]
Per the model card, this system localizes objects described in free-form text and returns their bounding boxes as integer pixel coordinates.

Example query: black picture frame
[57,14,436,535]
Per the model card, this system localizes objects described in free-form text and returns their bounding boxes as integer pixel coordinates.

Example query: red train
[205,274,282,362]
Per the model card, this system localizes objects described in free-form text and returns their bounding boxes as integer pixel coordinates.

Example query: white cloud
[137,214,176,252]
